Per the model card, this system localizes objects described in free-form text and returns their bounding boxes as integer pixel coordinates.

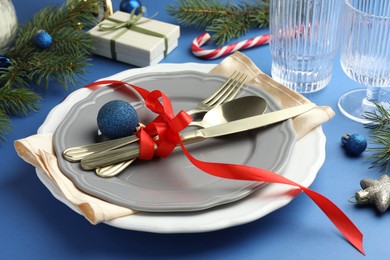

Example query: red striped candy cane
[191,32,269,59]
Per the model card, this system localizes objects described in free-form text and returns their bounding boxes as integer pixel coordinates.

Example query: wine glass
[338,0,390,123]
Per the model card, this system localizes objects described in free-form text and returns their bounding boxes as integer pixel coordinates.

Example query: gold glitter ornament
[75,22,84,31]
[67,0,113,22]
[354,174,390,213]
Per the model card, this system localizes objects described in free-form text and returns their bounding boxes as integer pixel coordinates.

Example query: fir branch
[167,0,233,28]
[364,103,390,172]
[363,103,390,132]
[0,63,30,89]
[27,51,91,88]
[0,109,12,143]
[4,0,98,90]
[167,0,270,46]
[0,0,99,144]
[249,6,270,28]
[0,87,41,115]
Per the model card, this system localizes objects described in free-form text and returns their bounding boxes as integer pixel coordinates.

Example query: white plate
[37,63,326,233]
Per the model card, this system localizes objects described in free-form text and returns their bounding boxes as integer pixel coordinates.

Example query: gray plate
[53,71,296,212]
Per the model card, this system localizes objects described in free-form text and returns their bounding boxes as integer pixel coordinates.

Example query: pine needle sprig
[0,110,12,143]
[0,87,41,116]
[167,0,232,28]
[363,103,390,172]
[27,52,91,88]
[363,103,390,132]
[0,0,100,143]
[0,63,30,89]
[167,0,270,46]
[4,0,98,90]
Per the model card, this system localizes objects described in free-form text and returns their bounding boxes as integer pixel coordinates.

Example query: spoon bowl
[190,96,268,128]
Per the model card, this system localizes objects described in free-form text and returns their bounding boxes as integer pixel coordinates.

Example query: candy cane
[191,32,269,60]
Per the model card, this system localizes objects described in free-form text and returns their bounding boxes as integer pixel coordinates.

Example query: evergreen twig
[2,0,98,89]
[0,0,100,143]
[0,87,41,115]
[0,110,12,143]
[167,0,269,46]
[364,103,390,172]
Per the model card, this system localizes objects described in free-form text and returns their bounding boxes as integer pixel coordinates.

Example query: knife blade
[80,103,316,170]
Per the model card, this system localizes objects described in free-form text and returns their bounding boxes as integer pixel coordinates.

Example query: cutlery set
[62,72,315,177]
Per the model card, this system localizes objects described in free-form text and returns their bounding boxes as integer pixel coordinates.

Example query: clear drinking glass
[338,0,390,123]
[269,0,342,93]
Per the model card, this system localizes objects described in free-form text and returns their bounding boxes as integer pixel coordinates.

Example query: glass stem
[365,85,382,103]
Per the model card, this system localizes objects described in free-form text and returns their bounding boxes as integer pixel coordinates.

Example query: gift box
[88,11,180,67]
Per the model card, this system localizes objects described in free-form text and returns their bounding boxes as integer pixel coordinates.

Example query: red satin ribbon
[84,80,364,255]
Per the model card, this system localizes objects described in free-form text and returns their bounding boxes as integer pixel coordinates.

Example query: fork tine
[202,71,240,104]
[219,74,247,103]
[201,71,240,104]
[207,73,247,107]
[185,71,247,117]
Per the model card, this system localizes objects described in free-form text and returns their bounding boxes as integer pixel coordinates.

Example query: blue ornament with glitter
[120,0,142,15]
[0,54,11,68]
[34,30,52,49]
[97,100,139,139]
[341,133,367,155]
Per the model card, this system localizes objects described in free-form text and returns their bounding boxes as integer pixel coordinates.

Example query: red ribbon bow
[85,80,364,255]
[135,88,193,160]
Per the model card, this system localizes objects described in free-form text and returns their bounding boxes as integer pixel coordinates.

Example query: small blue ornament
[97,100,139,139]
[34,30,52,49]
[0,54,11,68]
[341,133,367,156]
[120,0,142,15]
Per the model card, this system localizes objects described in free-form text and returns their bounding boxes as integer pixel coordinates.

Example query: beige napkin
[14,51,334,224]
[14,133,135,224]
[210,52,335,140]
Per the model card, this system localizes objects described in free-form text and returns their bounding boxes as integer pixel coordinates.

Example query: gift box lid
[88,11,180,62]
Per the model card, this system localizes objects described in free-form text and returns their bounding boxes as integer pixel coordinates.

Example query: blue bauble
[0,54,11,68]
[97,100,139,139]
[120,0,142,15]
[341,133,367,155]
[34,30,52,49]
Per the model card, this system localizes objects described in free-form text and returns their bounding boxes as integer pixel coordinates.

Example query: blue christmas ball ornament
[120,0,142,15]
[0,54,11,68]
[97,100,139,139]
[341,133,367,156]
[34,30,52,49]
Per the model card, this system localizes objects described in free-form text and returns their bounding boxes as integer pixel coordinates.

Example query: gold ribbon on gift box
[98,10,168,60]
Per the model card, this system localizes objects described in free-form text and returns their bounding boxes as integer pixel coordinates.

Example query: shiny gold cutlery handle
[80,131,205,170]
[81,142,143,170]
[63,135,139,162]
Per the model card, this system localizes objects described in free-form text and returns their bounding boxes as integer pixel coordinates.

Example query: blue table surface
[1,0,387,259]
